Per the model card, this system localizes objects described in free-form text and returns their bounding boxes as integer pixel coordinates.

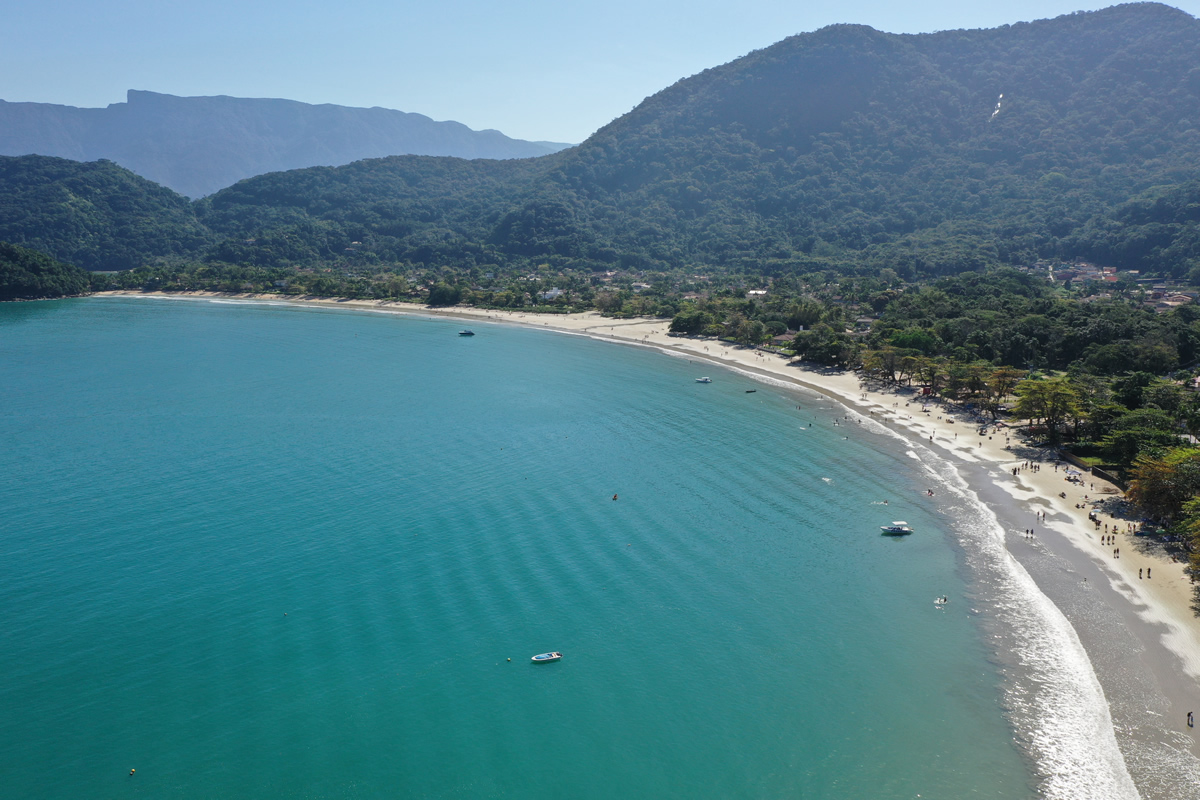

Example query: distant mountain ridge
[0,90,572,198]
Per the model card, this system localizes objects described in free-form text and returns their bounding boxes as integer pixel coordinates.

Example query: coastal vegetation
[0,241,91,300]
[0,156,211,271]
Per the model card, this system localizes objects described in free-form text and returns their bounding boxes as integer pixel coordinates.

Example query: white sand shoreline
[96,290,1200,782]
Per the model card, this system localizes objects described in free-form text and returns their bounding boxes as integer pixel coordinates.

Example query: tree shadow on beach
[1126,527,1185,560]
[1004,441,1053,462]
[1116,524,1200,618]
[787,359,854,378]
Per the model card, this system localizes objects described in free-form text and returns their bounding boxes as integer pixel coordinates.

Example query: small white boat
[695,377,713,383]
[458,329,475,336]
[531,651,562,663]
[880,521,913,535]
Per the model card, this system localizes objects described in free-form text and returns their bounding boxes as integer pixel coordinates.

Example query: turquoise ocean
[2,296,1118,799]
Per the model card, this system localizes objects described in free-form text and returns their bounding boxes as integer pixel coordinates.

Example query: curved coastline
[95,291,1200,796]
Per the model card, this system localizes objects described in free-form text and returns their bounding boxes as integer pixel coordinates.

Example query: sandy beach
[99,291,1200,788]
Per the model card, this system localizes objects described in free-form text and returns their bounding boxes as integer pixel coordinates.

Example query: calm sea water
[0,297,1039,799]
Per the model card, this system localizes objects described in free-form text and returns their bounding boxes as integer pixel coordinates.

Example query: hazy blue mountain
[0,90,572,198]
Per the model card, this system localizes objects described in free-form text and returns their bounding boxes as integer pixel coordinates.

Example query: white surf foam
[921,451,1141,799]
[678,362,1144,796]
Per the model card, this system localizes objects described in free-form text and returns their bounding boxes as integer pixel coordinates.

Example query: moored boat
[458,329,475,336]
[695,377,712,383]
[531,651,562,663]
[880,521,913,535]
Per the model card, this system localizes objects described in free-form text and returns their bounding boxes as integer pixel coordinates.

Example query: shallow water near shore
[0,297,1072,797]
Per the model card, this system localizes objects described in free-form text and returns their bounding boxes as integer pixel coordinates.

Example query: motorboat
[458,329,476,336]
[880,521,913,535]
[531,652,562,663]
[695,377,713,383]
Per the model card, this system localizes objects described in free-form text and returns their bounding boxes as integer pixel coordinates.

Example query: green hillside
[195,3,1200,276]
[0,155,212,271]
[0,241,91,300]
[196,155,551,268]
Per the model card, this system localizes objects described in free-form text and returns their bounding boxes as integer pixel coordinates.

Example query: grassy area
[1074,455,1108,468]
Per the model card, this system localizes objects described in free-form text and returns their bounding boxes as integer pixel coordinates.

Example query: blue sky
[3,1,1197,143]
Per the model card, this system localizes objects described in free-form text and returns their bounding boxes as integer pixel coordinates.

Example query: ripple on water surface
[0,297,1052,798]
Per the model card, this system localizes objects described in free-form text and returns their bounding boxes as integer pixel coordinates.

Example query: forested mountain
[0,90,571,198]
[0,241,91,300]
[1073,180,1200,276]
[0,156,211,271]
[195,3,1200,276]
[1,4,1198,277]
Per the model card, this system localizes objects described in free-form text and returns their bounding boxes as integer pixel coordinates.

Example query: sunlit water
[0,297,1055,798]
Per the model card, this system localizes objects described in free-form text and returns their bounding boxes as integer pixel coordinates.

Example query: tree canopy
[0,241,91,301]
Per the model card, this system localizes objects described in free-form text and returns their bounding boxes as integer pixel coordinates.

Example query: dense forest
[0,156,212,270]
[0,241,91,300]
[185,4,1200,277]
